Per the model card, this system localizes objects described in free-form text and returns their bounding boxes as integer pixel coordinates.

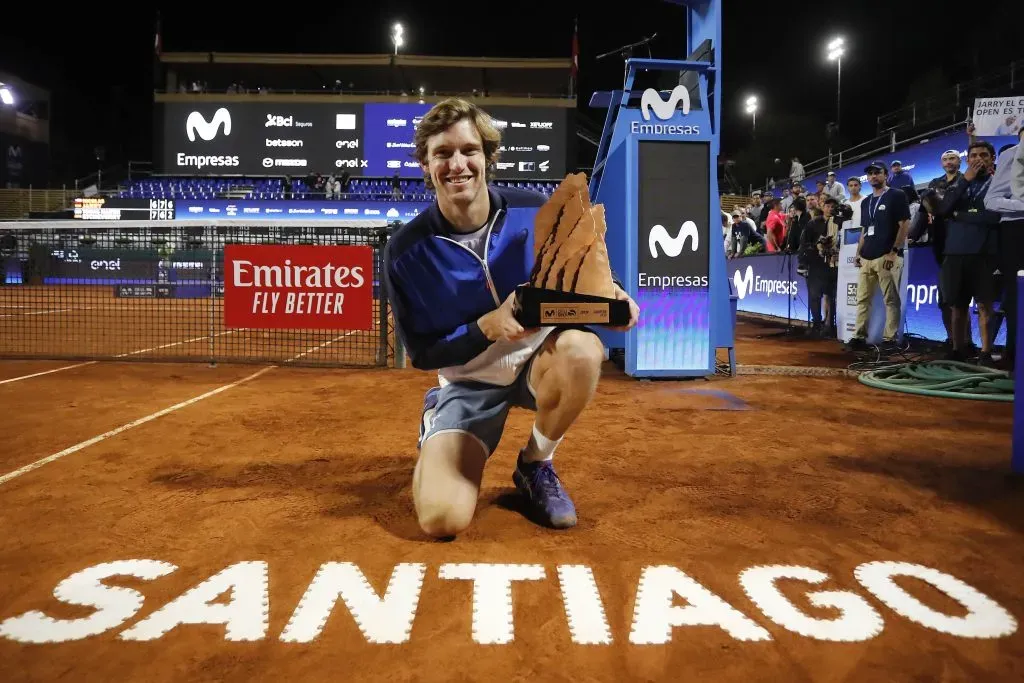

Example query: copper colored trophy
[513,173,631,327]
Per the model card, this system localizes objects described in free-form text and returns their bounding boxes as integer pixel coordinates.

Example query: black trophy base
[513,284,631,327]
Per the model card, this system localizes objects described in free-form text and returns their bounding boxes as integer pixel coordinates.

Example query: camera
[835,203,854,223]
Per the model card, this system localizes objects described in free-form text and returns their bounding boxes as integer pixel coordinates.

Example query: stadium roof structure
[156,52,575,106]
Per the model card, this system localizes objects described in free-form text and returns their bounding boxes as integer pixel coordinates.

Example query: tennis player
[383,98,639,539]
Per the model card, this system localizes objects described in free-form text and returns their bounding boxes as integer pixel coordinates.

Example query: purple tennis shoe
[512,451,578,529]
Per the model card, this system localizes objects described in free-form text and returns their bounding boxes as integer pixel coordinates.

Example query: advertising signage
[158,102,568,179]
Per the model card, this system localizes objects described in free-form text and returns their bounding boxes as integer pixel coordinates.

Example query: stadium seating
[117,177,560,201]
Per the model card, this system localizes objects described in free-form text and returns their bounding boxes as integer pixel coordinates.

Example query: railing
[0,189,78,220]
[876,60,1022,136]
[156,87,573,100]
[772,59,1023,188]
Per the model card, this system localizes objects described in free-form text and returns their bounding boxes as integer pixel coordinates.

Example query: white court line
[0,361,99,386]
[284,331,356,363]
[0,365,275,486]
[0,308,79,318]
[115,330,236,358]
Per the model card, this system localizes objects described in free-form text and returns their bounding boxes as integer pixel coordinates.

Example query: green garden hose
[857,360,1015,402]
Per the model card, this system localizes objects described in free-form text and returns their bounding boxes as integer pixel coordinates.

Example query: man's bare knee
[417,502,475,539]
[553,330,604,379]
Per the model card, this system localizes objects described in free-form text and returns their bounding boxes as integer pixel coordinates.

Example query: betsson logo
[186,108,231,142]
[649,221,699,258]
[633,86,699,135]
[732,265,798,300]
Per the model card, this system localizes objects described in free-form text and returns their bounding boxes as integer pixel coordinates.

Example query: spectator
[909,189,960,347]
[283,175,293,200]
[798,206,831,335]
[823,171,846,202]
[888,160,915,191]
[790,157,806,183]
[815,179,827,201]
[786,197,809,253]
[846,177,865,227]
[984,127,1024,368]
[745,191,764,229]
[935,141,1001,365]
[781,186,795,213]
[729,209,763,257]
[848,159,911,350]
[1014,134,1024,201]
[821,196,843,333]
[765,198,787,252]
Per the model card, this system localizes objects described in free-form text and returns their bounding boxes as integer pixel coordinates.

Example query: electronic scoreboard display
[74,198,176,221]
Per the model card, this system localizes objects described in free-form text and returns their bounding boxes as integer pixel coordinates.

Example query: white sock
[522,423,561,463]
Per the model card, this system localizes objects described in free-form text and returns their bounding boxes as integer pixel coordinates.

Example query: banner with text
[972,96,1024,137]
[223,245,373,330]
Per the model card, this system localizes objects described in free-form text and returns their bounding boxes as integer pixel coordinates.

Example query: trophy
[513,173,632,327]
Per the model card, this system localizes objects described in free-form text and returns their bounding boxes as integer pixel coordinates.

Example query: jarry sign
[223,245,373,329]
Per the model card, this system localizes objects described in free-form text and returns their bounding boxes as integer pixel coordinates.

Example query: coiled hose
[857,360,1014,402]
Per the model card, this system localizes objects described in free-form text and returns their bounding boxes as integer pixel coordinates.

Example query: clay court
[1,309,1021,682]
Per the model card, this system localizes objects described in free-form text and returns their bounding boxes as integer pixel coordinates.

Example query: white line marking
[0,308,79,318]
[115,330,236,358]
[0,366,275,486]
[0,361,99,386]
[284,331,356,363]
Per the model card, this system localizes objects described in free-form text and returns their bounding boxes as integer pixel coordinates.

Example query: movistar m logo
[186,108,232,142]
[733,266,754,299]
[649,221,699,258]
[641,86,691,121]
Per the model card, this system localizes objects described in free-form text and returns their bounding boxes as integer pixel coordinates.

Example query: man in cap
[936,141,1000,365]
[823,171,846,202]
[888,160,916,191]
[848,160,911,350]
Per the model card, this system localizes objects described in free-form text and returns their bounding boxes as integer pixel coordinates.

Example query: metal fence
[0,219,395,368]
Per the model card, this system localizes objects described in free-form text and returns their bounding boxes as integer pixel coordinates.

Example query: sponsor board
[0,558,1015,646]
[175,199,427,221]
[160,102,567,179]
[223,245,373,330]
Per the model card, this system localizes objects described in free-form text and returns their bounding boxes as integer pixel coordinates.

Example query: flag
[154,13,162,56]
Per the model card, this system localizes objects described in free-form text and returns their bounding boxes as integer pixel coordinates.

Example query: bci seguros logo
[186,108,231,142]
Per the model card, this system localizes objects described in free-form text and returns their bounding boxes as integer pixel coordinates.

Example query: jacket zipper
[435,207,504,307]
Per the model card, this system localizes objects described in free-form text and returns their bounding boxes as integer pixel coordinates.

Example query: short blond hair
[413,97,502,190]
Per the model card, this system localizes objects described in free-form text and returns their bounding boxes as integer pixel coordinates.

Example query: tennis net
[0,219,395,367]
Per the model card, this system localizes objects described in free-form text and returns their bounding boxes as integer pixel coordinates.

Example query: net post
[208,224,217,367]
[376,225,389,367]
[1013,272,1024,474]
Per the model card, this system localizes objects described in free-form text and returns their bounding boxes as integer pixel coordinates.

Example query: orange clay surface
[0,319,1021,682]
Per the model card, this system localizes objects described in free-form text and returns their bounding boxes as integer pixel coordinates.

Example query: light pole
[827,37,844,131]
[745,95,758,136]
[392,23,404,55]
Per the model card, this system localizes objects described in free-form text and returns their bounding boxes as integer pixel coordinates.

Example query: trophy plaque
[513,173,632,328]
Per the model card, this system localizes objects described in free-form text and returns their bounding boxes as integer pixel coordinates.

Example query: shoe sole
[512,468,578,529]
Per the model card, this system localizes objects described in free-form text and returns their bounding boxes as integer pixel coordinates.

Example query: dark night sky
[0,1,1018,187]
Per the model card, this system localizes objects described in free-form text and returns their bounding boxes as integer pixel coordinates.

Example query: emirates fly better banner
[223,245,373,330]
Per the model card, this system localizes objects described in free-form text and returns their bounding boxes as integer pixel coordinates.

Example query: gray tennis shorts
[418,358,539,458]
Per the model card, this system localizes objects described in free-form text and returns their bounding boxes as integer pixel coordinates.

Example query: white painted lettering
[557,565,612,645]
[119,561,268,642]
[439,563,545,644]
[739,565,883,641]
[628,565,771,644]
[0,560,176,644]
[855,562,1017,639]
[280,562,425,644]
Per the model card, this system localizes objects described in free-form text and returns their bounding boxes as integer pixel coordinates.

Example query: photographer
[798,207,831,335]
[822,197,849,333]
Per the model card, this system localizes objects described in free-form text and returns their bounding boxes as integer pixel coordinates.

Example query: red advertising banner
[223,245,374,330]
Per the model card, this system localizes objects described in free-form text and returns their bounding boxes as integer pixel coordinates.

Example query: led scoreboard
[74,198,176,221]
